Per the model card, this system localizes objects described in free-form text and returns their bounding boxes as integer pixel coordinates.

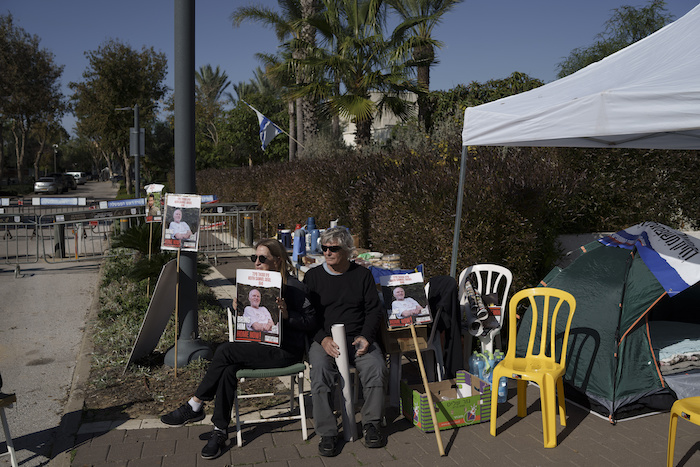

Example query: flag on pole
[243,101,283,150]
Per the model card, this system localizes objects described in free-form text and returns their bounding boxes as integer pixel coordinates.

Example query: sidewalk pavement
[4,249,700,466]
[64,252,700,466]
[66,385,698,467]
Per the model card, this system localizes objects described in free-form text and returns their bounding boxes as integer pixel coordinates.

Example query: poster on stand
[161,193,201,252]
[234,269,282,346]
[381,272,432,328]
[144,183,164,223]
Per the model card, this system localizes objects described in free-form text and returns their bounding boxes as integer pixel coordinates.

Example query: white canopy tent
[450,3,700,276]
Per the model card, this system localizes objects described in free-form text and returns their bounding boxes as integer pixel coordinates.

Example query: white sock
[188,398,202,412]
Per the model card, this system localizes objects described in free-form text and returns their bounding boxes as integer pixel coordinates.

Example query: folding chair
[227,308,308,447]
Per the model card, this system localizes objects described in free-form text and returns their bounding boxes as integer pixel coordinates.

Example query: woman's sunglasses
[321,245,343,253]
[250,254,271,263]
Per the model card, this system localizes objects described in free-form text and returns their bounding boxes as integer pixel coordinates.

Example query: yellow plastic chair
[667,397,700,466]
[490,287,576,448]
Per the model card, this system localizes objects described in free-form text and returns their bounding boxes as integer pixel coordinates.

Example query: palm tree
[231,0,320,158]
[302,0,417,147]
[388,0,463,129]
[195,65,231,146]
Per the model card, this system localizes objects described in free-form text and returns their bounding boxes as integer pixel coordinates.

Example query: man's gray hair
[320,226,354,254]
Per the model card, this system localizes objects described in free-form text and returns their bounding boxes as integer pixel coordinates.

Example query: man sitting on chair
[160,239,316,460]
[304,227,388,457]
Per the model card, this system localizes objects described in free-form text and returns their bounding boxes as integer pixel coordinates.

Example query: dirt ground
[82,357,286,423]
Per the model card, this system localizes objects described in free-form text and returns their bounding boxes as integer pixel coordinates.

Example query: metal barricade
[40,207,144,263]
[197,203,263,263]
[1,200,263,264]
[0,214,40,264]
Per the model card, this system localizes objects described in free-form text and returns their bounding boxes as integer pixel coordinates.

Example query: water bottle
[474,354,486,381]
[493,350,507,402]
[468,353,479,375]
[479,350,495,384]
[497,377,508,403]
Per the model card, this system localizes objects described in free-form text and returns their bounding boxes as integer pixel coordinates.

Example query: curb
[49,260,105,467]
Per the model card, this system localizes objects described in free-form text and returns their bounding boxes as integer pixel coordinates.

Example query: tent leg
[450,145,469,278]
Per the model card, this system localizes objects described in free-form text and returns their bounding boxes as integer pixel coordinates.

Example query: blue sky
[3,0,699,134]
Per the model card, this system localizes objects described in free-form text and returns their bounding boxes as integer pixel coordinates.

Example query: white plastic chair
[226,308,308,447]
[458,264,513,360]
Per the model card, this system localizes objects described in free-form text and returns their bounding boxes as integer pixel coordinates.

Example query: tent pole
[450,145,469,278]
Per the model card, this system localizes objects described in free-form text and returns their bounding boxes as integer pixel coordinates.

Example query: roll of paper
[331,323,357,441]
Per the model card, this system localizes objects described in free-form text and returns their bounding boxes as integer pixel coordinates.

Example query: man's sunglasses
[321,245,343,253]
[250,254,271,263]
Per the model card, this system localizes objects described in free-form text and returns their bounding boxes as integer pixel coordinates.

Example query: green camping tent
[523,239,700,420]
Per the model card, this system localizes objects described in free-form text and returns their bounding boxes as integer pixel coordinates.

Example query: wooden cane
[410,323,445,456]
[174,247,181,377]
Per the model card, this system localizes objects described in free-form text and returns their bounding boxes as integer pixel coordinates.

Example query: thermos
[292,227,306,263]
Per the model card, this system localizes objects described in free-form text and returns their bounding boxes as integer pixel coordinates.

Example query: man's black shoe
[160,403,205,426]
[318,435,339,457]
[201,428,228,459]
[363,423,385,448]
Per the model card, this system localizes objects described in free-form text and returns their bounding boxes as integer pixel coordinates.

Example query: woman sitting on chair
[160,238,316,460]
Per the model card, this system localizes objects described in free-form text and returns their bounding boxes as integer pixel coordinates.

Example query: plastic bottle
[473,353,486,381]
[498,377,508,403]
[493,350,507,402]
[478,350,495,384]
[468,353,478,375]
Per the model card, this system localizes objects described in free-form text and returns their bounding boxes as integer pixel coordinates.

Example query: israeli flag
[247,103,283,150]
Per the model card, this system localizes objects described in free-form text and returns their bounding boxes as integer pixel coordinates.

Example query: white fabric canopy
[461,3,700,150]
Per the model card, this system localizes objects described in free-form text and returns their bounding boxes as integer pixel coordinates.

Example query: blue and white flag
[599,221,700,296]
[244,101,283,150]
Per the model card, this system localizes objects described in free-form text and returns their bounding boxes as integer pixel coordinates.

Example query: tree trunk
[288,100,296,162]
[101,151,114,180]
[332,78,341,141]
[121,148,132,195]
[354,118,373,147]
[301,96,316,144]
[11,123,27,184]
[33,140,46,181]
[0,121,5,183]
[296,97,304,151]
[414,42,434,131]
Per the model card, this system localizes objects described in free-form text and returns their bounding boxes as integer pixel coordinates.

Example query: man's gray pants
[308,340,388,437]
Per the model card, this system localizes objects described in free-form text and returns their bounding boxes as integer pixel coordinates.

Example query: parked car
[46,173,68,193]
[34,176,61,194]
[67,171,87,185]
[62,173,77,190]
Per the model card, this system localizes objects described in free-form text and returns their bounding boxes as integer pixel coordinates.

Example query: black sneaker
[363,423,385,448]
[160,403,205,426]
[318,435,339,457]
[201,428,228,459]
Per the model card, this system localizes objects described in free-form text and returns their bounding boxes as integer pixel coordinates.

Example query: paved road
[0,181,118,467]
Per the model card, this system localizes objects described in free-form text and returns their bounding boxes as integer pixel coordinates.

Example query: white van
[67,171,88,185]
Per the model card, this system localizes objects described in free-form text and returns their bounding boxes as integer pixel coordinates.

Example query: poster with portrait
[234,269,282,346]
[144,183,164,223]
[161,193,201,252]
[380,272,432,328]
